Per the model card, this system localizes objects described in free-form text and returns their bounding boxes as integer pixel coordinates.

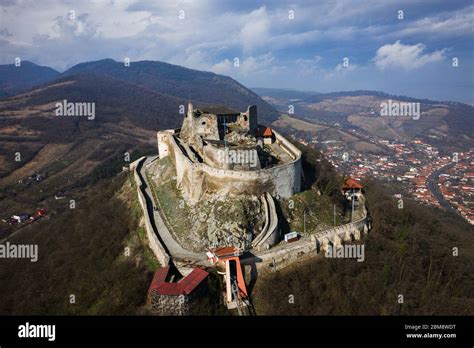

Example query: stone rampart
[133,158,170,266]
[157,129,302,204]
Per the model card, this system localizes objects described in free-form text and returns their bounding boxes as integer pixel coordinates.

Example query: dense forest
[0,174,153,314]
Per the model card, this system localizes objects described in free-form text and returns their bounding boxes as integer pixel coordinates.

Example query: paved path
[139,157,206,262]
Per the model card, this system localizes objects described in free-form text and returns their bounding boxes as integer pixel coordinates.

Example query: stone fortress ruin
[155,103,302,250]
[135,104,370,314]
[157,103,302,204]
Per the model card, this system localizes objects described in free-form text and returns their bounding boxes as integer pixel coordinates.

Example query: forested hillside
[252,143,474,315]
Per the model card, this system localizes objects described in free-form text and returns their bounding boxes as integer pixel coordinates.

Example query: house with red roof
[342,177,365,208]
[256,126,274,145]
[342,177,363,191]
[148,266,209,315]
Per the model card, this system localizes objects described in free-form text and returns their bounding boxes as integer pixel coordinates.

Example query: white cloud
[210,58,233,74]
[323,61,358,80]
[373,40,446,70]
[239,7,270,53]
[294,55,322,75]
[240,53,275,74]
[210,53,279,76]
[334,62,357,72]
[399,5,474,38]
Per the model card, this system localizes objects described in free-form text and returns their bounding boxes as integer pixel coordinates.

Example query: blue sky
[0,0,473,103]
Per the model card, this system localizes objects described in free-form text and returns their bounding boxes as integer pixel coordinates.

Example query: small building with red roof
[342,177,364,191]
[256,126,275,145]
[262,127,273,137]
[148,266,209,315]
[341,177,364,206]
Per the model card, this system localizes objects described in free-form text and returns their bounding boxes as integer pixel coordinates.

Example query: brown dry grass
[0,143,72,186]
[273,114,328,132]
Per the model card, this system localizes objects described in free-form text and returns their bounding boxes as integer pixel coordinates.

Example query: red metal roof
[180,268,209,294]
[148,266,209,296]
[342,177,363,190]
[262,127,272,137]
[256,126,273,137]
[210,246,240,258]
[148,266,170,295]
[155,282,184,296]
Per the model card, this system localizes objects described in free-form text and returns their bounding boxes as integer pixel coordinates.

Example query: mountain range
[0,61,59,98]
[0,59,277,122]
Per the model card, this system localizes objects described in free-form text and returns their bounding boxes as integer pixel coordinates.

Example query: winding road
[426,161,458,213]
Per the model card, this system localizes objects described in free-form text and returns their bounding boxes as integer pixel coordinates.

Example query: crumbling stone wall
[149,292,193,315]
[157,129,302,205]
[148,281,208,315]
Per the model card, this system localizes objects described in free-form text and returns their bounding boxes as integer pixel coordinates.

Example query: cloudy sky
[1,0,473,103]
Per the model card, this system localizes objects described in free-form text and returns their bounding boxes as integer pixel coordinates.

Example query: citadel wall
[131,156,171,266]
[157,129,302,204]
[202,144,260,170]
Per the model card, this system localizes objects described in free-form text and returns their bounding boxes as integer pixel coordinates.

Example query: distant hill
[4,73,187,131]
[301,90,471,107]
[251,87,317,100]
[255,88,474,153]
[0,71,182,238]
[0,61,59,97]
[60,59,278,122]
[0,72,188,185]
